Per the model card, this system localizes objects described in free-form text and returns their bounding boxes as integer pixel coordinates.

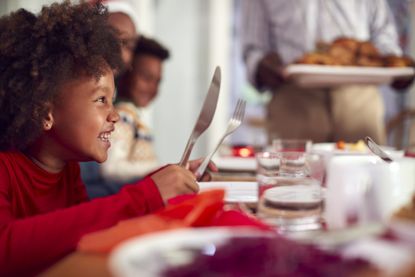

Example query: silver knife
[179,66,221,166]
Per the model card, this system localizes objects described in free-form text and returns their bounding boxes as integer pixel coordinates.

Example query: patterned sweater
[101,101,159,182]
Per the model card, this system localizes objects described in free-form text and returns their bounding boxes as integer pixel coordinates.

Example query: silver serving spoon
[365,136,393,163]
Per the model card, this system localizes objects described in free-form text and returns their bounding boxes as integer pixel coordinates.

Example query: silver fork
[195,99,246,179]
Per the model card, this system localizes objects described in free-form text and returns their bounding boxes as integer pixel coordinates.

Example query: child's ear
[43,105,54,131]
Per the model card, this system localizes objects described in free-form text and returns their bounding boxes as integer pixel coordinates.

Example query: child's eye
[95,96,107,103]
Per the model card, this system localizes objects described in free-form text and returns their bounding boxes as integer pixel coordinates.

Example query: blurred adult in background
[241,0,413,144]
[81,0,140,197]
[105,0,139,73]
[98,36,170,194]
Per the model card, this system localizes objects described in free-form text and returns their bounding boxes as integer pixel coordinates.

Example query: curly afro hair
[134,35,170,60]
[0,1,124,151]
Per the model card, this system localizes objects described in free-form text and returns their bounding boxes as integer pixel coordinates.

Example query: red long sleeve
[0,151,164,276]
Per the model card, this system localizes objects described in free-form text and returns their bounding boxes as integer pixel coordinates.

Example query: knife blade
[179,66,221,166]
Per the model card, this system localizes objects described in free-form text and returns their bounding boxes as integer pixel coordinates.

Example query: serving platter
[285,64,414,87]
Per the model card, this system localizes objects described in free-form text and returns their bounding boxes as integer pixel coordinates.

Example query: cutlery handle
[195,136,225,180]
[179,135,197,167]
[365,136,393,163]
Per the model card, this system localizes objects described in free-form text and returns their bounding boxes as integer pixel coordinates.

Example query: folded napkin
[78,189,271,253]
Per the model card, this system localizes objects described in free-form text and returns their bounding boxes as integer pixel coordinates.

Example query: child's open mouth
[98,132,111,143]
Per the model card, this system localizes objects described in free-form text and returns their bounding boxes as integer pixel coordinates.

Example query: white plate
[109,227,269,277]
[342,238,415,276]
[312,142,404,158]
[198,181,258,203]
[285,64,414,88]
[212,156,256,172]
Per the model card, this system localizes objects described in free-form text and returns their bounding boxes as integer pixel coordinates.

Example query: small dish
[212,156,256,172]
[198,181,258,203]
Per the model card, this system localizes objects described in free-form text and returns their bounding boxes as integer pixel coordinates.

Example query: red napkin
[78,189,271,254]
[212,210,271,231]
[167,193,196,205]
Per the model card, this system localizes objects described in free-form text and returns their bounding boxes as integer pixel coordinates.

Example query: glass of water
[278,151,307,177]
[277,151,326,183]
[256,150,325,232]
[256,176,324,231]
[272,139,312,152]
[255,151,280,196]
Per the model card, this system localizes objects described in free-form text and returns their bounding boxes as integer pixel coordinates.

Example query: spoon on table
[364,136,393,163]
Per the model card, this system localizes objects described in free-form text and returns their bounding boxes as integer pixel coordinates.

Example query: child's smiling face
[49,67,119,163]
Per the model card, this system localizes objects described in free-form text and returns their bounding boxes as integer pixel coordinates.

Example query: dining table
[40,216,415,277]
[40,171,256,277]
[40,149,415,277]
[40,253,109,277]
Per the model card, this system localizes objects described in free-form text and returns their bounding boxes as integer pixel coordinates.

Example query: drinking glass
[255,151,280,195]
[276,151,325,182]
[278,151,307,177]
[272,139,312,152]
[256,176,324,232]
[256,151,326,232]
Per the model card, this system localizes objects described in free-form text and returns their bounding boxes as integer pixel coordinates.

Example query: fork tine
[236,99,244,118]
[240,100,246,121]
[235,99,246,122]
[229,99,242,128]
[195,99,246,179]
[232,99,242,119]
[241,100,246,120]
[227,99,245,132]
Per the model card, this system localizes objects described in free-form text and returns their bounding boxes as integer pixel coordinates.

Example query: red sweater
[0,151,164,276]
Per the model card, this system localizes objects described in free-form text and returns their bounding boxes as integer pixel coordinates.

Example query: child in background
[0,2,211,275]
[98,36,170,195]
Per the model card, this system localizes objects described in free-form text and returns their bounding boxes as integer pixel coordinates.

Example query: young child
[0,2,211,275]
[97,36,170,195]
